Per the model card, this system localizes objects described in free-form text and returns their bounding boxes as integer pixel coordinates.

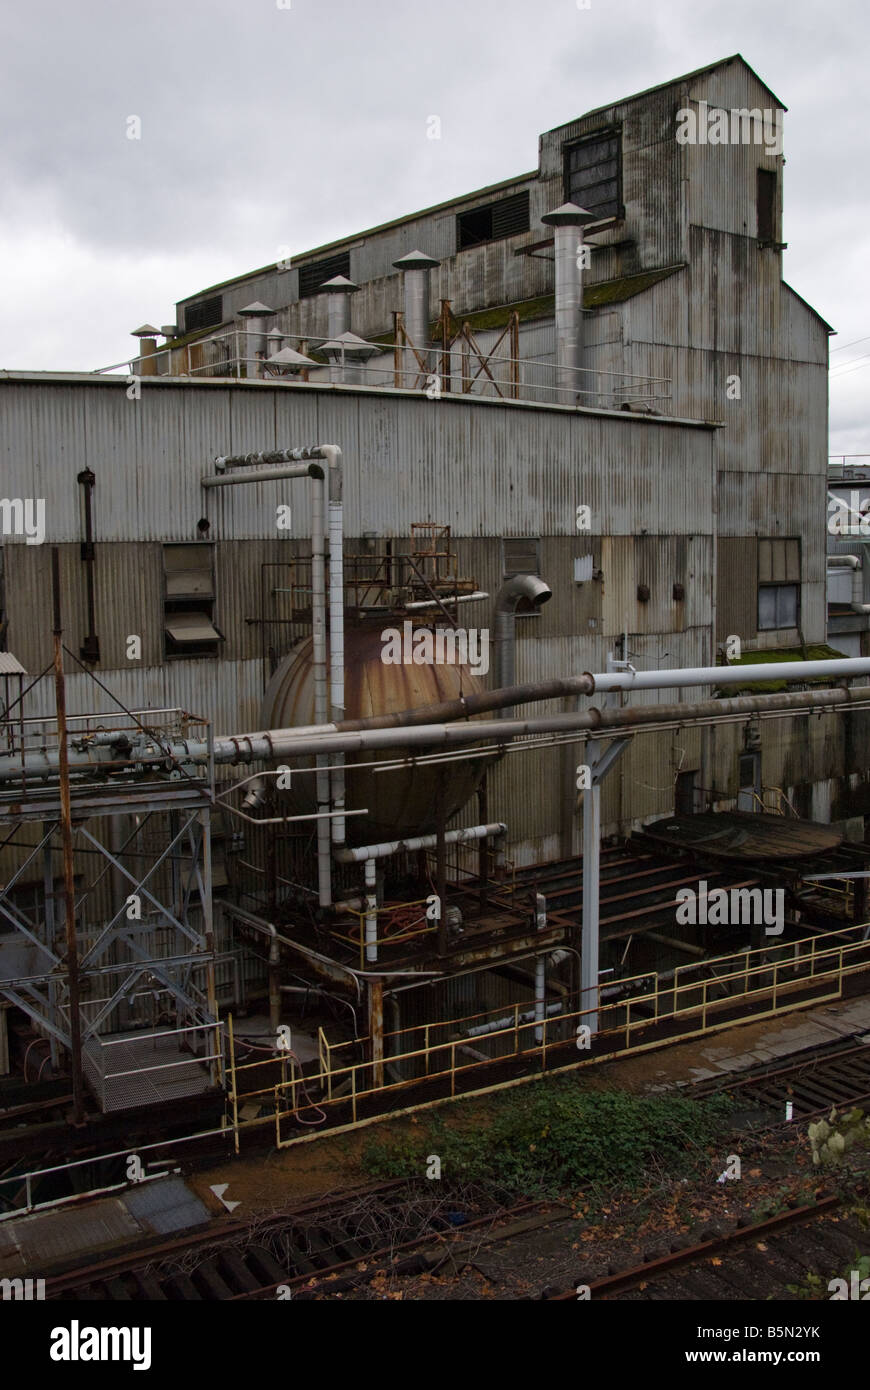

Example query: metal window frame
[563,125,624,223]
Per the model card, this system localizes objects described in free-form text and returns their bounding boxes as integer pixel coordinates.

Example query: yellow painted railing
[225,922,870,1148]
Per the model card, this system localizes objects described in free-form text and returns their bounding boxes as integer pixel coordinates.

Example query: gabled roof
[545,53,786,136]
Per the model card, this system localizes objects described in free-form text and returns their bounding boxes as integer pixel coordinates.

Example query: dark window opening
[457,191,530,250]
[298,252,352,298]
[564,129,621,221]
[675,769,699,816]
[184,296,223,334]
[757,169,777,243]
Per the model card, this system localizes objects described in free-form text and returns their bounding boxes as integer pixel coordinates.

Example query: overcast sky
[2,0,867,455]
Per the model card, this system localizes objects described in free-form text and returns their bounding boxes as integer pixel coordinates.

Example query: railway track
[689,1035,870,1123]
[45,1179,550,1301]
[546,1195,869,1300]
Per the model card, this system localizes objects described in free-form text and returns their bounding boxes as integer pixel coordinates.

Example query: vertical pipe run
[364,858,378,964]
[368,977,384,1089]
[51,549,85,1125]
[325,448,346,847]
[435,771,448,955]
[310,473,332,907]
[581,752,601,1035]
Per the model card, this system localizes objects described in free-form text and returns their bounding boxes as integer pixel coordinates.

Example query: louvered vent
[184,296,223,333]
[298,252,352,299]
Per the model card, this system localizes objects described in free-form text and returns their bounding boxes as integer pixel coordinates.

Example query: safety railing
[226,921,870,1146]
[94,330,672,414]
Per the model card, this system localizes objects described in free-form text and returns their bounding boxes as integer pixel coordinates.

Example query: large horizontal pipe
[220,684,870,766]
[202,461,324,487]
[229,657,870,738]
[335,823,507,864]
[6,676,870,785]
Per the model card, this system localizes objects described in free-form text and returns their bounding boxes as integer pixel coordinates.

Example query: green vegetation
[361,1079,734,1196]
[719,644,846,694]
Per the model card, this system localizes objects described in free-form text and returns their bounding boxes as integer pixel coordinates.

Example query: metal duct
[493,574,553,712]
[826,553,870,614]
[541,203,596,404]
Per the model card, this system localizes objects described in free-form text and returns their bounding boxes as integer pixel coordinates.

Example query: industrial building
[1,54,869,1191]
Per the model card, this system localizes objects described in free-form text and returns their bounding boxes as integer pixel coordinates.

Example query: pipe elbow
[494,573,552,614]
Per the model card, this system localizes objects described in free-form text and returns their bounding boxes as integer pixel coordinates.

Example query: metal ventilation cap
[238,301,276,316]
[160,325,178,338]
[320,275,360,293]
[319,331,381,360]
[393,249,441,270]
[266,347,317,367]
[541,202,597,227]
[131,323,159,337]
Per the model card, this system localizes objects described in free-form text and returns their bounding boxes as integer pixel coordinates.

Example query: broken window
[456,191,530,250]
[564,129,622,221]
[163,543,223,658]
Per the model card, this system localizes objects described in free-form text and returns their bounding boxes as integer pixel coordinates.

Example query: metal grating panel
[122,1177,210,1234]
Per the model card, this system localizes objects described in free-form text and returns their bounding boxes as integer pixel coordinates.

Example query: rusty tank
[260,625,496,843]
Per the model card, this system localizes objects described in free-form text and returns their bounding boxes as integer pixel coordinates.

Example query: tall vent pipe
[541,203,596,405]
[238,302,276,379]
[493,574,552,714]
[392,250,440,388]
[321,276,360,340]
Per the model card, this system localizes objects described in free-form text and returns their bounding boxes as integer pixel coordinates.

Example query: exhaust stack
[541,203,596,405]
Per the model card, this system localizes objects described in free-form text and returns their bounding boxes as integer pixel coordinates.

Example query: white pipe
[311,473,332,907]
[364,859,378,964]
[403,592,489,610]
[826,554,870,613]
[592,658,870,691]
[336,822,507,864]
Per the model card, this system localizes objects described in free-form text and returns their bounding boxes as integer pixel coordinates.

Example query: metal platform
[83,1028,216,1113]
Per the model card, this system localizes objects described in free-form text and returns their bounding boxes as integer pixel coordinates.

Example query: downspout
[493,574,552,713]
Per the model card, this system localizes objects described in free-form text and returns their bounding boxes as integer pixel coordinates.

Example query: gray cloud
[2,0,868,452]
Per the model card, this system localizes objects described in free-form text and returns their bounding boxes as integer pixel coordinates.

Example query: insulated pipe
[364,858,378,964]
[541,203,597,402]
[11,671,870,785]
[15,681,870,785]
[336,823,508,864]
[827,554,870,614]
[493,574,553,714]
